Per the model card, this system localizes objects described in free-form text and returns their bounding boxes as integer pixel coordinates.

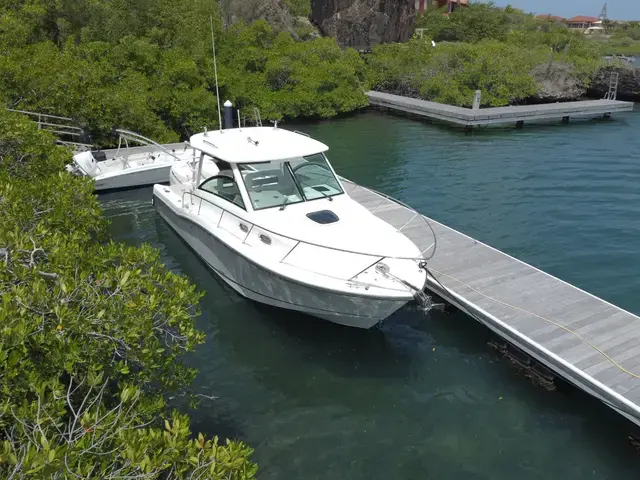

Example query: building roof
[190,127,329,164]
[566,16,600,23]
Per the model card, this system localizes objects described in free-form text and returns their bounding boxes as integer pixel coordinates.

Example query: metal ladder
[604,72,619,100]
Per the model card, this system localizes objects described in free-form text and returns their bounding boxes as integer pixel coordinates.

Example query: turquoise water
[101,107,640,479]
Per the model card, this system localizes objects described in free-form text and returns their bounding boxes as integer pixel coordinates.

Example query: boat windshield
[239,153,343,210]
[238,162,304,210]
[288,153,343,201]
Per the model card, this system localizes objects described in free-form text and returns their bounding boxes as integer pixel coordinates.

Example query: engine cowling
[71,151,98,176]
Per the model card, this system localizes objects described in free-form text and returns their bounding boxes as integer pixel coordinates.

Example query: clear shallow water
[101,108,640,479]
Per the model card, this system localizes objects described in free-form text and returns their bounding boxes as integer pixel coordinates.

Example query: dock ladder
[604,72,619,100]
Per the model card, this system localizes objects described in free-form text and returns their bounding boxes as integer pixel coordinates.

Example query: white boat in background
[153,123,434,328]
[66,129,196,191]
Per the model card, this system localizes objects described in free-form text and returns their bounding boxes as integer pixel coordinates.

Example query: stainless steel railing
[114,129,191,165]
[180,189,428,263]
[7,108,91,150]
[339,178,437,260]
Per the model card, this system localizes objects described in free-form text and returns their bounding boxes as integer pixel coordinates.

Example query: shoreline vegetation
[0,0,638,477]
[367,3,640,108]
[0,2,638,144]
[0,109,257,477]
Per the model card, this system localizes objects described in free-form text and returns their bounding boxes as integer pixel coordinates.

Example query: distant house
[565,16,600,29]
[416,0,468,14]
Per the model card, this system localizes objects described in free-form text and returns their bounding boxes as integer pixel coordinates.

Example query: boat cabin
[189,127,344,213]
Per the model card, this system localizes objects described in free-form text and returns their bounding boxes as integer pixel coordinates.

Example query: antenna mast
[599,2,608,21]
[210,15,223,132]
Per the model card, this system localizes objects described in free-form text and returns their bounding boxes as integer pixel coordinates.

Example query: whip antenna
[210,15,222,132]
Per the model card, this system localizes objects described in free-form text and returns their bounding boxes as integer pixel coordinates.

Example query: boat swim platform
[342,178,640,428]
[366,91,635,128]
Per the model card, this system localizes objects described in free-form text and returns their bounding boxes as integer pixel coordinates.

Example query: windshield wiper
[311,185,333,201]
[279,194,289,211]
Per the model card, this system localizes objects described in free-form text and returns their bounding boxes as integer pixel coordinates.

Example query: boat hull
[154,194,411,328]
[94,164,174,191]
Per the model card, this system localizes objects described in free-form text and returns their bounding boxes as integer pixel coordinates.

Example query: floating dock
[366,91,635,128]
[343,179,640,428]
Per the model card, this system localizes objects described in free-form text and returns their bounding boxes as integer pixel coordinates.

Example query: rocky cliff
[589,64,640,102]
[222,0,320,39]
[310,0,415,50]
[529,63,587,103]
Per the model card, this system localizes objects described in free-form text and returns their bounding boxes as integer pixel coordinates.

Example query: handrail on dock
[6,108,89,145]
[7,108,74,122]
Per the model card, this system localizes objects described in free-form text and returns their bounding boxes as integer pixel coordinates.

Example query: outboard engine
[69,151,99,176]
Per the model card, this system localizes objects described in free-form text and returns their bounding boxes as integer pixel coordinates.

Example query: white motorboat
[153,125,433,328]
[66,129,197,191]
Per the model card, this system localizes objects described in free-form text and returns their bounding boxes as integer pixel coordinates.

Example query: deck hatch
[306,210,339,225]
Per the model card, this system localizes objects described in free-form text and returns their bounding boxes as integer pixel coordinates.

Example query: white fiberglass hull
[154,194,411,328]
[67,135,195,192]
[94,163,174,191]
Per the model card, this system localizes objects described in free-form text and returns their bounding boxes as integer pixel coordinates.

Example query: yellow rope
[429,267,640,380]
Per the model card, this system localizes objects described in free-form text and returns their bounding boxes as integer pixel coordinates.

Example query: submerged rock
[310,0,415,50]
[589,64,640,102]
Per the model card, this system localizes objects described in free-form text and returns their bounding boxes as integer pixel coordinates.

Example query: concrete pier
[366,91,635,128]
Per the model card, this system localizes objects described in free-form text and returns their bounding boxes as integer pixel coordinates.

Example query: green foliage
[220,22,368,120]
[417,2,510,43]
[627,27,640,41]
[0,0,365,143]
[368,39,542,107]
[0,108,257,478]
[391,2,615,106]
[600,36,640,56]
[285,0,311,17]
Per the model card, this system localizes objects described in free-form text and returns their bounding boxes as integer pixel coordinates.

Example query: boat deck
[366,91,635,127]
[343,179,640,427]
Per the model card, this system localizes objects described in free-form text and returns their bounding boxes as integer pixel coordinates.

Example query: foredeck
[366,91,635,127]
[343,179,640,426]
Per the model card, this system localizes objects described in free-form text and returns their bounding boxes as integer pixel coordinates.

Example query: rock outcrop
[310,0,415,50]
[223,0,296,36]
[529,63,587,103]
[589,64,640,102]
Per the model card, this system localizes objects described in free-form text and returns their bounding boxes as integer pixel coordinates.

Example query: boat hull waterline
[153,194,411,328]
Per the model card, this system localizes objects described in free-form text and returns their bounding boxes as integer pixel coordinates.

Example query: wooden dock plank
[585,343,640,378]
[575,336,640,372]
[344,179,640,425]
[529,303,616,341]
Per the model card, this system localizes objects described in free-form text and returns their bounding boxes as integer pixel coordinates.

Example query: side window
[198,175,245,210]
[213,158,232,174]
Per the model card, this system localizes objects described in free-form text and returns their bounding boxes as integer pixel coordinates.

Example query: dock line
[428,267,640,380]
